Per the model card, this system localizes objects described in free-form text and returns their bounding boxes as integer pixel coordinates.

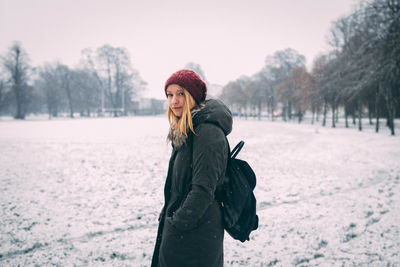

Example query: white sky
[0,0,356,99]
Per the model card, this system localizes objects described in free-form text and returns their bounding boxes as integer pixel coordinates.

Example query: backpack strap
[230,141,245,159]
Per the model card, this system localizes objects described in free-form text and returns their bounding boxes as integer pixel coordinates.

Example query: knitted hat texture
[164,69,207,103]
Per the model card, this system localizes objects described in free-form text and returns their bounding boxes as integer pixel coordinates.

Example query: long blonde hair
[168,89,197,137]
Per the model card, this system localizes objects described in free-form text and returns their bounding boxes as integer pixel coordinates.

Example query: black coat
[151,99,233,267]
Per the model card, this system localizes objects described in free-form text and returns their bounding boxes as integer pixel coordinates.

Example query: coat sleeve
[167,123,228,231]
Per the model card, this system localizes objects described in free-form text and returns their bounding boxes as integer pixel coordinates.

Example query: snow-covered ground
[0,117,399,266]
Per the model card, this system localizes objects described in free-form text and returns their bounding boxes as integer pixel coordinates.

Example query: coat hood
[192,99,232,136]
[168,99,232,148]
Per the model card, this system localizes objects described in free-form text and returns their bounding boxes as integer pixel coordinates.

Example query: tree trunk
[368,101,373,125]
[269,96,275,121]
[66,88,74,118]
[270,102,274,121]
[47,102,52,120]
[375,87,380,133]
[322,99,328,127]
[13,85,25,119]
[52,106,58,118]
[385,87,395,135]
[344,103,349,128]
[282,106,286,122]
[62,72,74,118]
[298,112,303,123]
[389,107,395,136]
[332,101,336,128]
[358,94,362,131]
[335,104,339,123]
[311,106,315,125]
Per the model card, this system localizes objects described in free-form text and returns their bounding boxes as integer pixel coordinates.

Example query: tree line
[220,0,399,135]
[0,43,147,119]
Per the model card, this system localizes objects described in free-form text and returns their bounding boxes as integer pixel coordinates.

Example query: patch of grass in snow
[314,253,324,259]
[365,211,374,218]
[366,217,380,227]
[343,233,358,242]
[267,259,279,266]
[110,252,126,260]
[294,257,310,265]
[94,256,106,262]
[317,239,328,250]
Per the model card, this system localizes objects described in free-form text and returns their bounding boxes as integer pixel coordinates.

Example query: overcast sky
[0,0,357,99]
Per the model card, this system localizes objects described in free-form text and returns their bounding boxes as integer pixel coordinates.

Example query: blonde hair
[168,89,197,138]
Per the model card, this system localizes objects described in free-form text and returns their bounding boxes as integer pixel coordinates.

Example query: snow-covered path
[0,117,399,266]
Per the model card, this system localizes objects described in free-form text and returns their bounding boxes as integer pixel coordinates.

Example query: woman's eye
[167,94,172,97]
[179,92,184,96]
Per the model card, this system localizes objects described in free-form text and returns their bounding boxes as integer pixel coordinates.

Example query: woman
[151,69,233,267]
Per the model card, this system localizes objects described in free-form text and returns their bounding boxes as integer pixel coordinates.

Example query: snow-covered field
[0,116,399,266]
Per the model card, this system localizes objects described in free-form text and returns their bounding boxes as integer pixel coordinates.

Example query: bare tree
[0,79,6,113]
[35,63,65,118]
[2,42,31,119]
[220,80,242,115]
[325,0,400,134]
[266,48,306,121]
[82,45,145,116]
[70,69,101,117]
[248,74,266,120]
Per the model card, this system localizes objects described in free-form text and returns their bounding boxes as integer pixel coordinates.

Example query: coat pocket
[167,197,182,217]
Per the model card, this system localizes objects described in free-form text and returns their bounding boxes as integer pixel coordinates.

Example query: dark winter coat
[151,99,233,267]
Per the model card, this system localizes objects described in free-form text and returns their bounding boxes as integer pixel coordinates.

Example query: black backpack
[216,140,259,242]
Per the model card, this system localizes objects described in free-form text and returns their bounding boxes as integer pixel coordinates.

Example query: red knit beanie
[164,69,207,104]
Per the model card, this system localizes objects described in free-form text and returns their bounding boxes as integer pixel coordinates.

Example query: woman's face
[166,84,185,117]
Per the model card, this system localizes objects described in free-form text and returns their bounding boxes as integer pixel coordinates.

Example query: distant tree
[266,49,306,84]
[369,0,400,135]
[55,64,75,118]
[82,45,146,116]
[325,0,400,134]
[266,48,306,121]
[275,67,310,122]
[309,55,327,124]
[291,67,311,123]
[69,68,101,117]
[0,79,6,113]
[236,76,251,118]
[220,80,242,114]
[2,42,31,119]
[35,63,65,118]
[248,74,266,120]
[257,68,276,120]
